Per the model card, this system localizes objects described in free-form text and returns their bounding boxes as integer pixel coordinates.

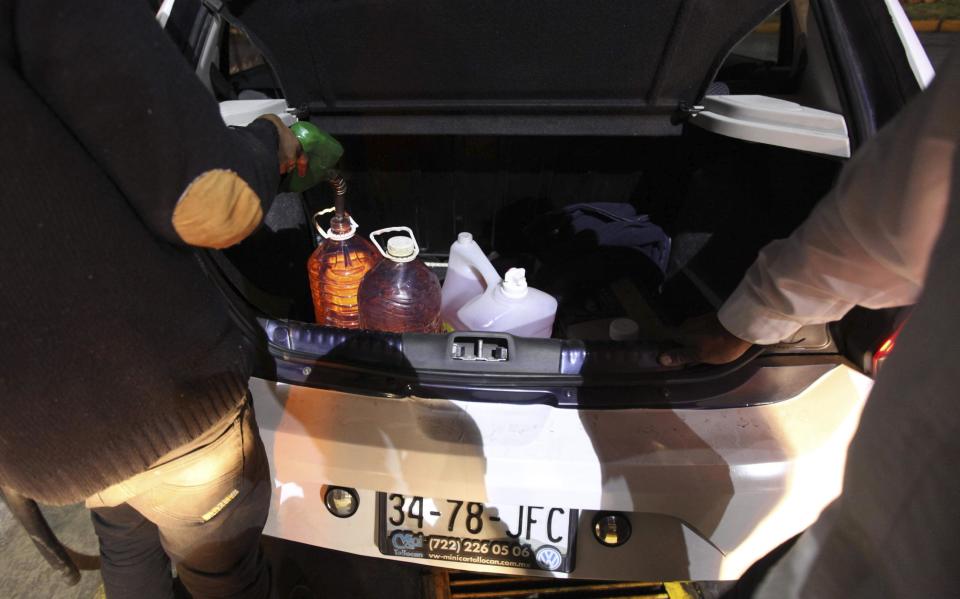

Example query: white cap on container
[457,232,474,244]
[609,318,639,341]
[501,268,529,299]
[387,236,416,259]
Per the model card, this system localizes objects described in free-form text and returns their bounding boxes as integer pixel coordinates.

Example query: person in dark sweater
[0,1,304,597]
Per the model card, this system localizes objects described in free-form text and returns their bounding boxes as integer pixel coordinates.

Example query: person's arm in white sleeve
[660,52,959,366]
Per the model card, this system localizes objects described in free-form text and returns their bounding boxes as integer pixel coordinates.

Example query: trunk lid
[233,0,787,134]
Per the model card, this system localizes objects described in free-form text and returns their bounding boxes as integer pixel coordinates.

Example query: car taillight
[871,326,903,376]
[836,307,911,377]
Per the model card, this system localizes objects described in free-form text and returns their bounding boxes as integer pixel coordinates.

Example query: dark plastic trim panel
[307,114,681,137]
[260,318,844,410]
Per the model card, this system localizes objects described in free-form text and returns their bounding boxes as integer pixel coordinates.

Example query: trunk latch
[451,337,509,362]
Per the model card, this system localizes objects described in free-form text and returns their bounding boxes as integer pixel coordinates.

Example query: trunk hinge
[672,102,706,125]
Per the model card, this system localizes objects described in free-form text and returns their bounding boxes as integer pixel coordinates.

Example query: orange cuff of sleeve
[172,169,263,249]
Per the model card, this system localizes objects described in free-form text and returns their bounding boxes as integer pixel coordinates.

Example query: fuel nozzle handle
[283,121,344,194]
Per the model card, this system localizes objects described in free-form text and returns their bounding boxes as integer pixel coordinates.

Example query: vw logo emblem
[535,546,563,571]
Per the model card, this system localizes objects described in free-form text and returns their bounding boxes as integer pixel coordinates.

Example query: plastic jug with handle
[456,268,557,338]
[358,227,443,333]
[440,232,502,331]
[307,208,381,328]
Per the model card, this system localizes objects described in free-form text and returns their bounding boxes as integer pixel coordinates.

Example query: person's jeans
[88,399,272,599]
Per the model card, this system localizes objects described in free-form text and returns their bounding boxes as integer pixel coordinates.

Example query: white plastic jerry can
[440,232,502,330]
[456,268,558,338]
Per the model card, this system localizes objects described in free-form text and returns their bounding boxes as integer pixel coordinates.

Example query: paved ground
[0,502,103,599]
[919,32,959,69]
[0,499,426,599]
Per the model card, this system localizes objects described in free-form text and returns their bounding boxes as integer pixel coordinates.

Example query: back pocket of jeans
[136,426,244,525]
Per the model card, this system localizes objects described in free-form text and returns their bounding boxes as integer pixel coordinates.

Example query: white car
[162,0,929,586]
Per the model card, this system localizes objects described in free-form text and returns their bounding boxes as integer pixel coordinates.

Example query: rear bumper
[251,364,870,581]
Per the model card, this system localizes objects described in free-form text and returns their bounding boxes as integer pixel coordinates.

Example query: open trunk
[230,127,839,325]
[190,0,858,407]
[211,126,843,405]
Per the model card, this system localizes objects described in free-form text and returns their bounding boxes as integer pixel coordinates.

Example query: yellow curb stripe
[941,19,960,32]
[912,18,942,32]
[755,21,780,34]
[664,581,701,599]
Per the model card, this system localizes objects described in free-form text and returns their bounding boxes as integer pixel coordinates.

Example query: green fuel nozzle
[283,121,344,194]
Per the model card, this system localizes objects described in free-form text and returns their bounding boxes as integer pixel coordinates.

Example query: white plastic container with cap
[456,267,558,338]
[440,232,502,330]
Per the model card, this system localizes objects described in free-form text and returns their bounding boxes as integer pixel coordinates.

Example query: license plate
[376,493,578,573]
